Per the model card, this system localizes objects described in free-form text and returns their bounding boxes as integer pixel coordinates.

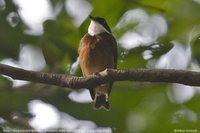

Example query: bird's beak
[89,15,95,21]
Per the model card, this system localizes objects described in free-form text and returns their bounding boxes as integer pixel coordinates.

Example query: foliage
[0,0,200,132]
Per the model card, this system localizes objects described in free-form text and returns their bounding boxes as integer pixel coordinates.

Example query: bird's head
[88,15,111,36]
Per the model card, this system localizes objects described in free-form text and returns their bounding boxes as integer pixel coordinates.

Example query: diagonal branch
[0,63,200,89]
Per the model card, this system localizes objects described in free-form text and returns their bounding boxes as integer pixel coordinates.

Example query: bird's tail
[94,94,110,111]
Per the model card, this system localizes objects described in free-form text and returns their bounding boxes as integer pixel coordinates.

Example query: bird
[78,15,118,111]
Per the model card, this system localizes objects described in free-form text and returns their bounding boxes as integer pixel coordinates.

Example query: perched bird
[78,15,118,110]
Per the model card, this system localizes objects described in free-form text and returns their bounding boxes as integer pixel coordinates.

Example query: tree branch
[0,63,200,89]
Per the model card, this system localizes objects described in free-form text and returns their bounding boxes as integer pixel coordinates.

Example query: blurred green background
[0,0,200,133]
